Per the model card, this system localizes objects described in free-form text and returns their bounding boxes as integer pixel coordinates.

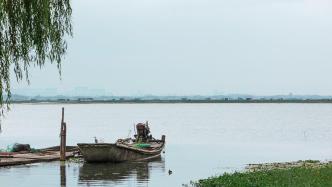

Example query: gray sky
[11,0,332,96]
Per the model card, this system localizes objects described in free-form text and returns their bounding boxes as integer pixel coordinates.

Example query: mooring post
[60,107,67,161]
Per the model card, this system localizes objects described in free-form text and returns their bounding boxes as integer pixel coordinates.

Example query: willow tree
[0,0,72,129]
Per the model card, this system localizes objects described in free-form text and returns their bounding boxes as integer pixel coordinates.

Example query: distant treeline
[10,98,332,104]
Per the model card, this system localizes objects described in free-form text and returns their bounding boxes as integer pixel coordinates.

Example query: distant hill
[7,94,332,103]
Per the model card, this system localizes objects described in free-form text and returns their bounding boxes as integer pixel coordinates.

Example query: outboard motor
[135,122,151,142]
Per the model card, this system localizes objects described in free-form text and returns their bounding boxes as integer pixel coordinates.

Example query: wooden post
[60,108,66,161]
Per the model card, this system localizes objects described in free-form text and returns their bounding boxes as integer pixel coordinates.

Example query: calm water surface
[1,103,332,186]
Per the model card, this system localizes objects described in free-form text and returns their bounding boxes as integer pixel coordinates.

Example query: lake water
[1,103,332,186]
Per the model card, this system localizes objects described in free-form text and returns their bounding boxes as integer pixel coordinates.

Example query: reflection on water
[0,159,167,187]
[60,162,66,187]
[78,158,165,186]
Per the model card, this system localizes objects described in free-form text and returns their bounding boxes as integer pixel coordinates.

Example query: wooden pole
[133,123,137,135]
[60,107,66,161]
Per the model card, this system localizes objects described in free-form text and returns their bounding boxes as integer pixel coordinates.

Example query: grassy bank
[195,161,332,187]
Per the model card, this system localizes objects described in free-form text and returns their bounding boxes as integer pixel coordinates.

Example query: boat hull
[77,143,163,162]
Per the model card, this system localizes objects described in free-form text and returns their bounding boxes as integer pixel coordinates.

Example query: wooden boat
[78,122,165,162]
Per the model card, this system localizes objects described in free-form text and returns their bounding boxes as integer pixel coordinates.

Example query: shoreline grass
[194,161,332,187]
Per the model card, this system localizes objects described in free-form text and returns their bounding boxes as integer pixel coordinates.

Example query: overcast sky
[11,0,332,96]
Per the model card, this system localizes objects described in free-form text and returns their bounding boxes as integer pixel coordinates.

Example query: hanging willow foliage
[0,0,72,128]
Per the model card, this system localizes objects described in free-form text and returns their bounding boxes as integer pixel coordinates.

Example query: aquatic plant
[195,163,332,187]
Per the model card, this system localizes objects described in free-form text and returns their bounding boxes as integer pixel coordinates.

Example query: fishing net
[0,143,35,152]
[4,144,15,152]
[134,143,151,148]
[0,144,15,152]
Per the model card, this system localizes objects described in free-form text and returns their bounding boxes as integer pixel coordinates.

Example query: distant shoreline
[10,99,332,104]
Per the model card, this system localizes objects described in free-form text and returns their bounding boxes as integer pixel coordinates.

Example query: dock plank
[0,151,75,167]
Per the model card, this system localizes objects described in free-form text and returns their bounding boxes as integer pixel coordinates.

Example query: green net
[5,144,15,152]
[0,143,36,153]
[0,144,15,152]
[134,143,151,148]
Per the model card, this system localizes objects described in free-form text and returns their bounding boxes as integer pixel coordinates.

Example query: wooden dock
[0,146,78,167]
